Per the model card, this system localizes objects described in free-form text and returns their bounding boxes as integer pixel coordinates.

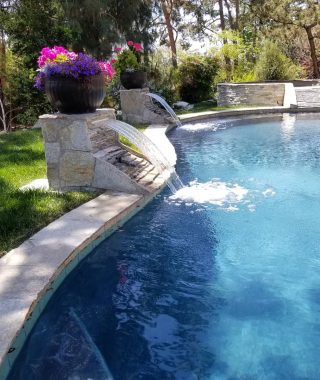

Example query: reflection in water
[281,113,296,140]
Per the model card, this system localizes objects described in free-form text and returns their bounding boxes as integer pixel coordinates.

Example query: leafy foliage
[114,50,140,75]
[147,46,179,105]
[2,50,52,128]
[177,54,220,103]
[213,30,258,83]
[255,40,304,81]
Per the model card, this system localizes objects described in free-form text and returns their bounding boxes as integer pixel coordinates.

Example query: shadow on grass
[0,178,97,255]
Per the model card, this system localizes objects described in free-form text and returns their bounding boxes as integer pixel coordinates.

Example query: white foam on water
[169,180,276,212]
[169,180,249,210]
[180,122,224,132]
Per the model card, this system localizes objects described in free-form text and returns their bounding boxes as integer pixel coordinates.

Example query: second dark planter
[120,71,146,90]
[45,73,106,114]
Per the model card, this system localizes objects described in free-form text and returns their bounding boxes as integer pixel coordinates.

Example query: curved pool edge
[179,105,320,123]
[0,187,166,379]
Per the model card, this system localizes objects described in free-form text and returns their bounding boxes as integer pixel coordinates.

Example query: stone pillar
[35,108,146,195]
[37,109,116,191]
[120,88,169,125]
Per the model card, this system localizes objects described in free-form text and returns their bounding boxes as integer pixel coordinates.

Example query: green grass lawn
[176,101,258,115]
[0,129,95,256]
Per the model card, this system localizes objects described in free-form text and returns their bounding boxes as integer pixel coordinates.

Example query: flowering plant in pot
[113,41,146,89]
[35,46,114,113]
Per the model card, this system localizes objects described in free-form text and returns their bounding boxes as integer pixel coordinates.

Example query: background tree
[60,0,154,59]
[251,0,320,78]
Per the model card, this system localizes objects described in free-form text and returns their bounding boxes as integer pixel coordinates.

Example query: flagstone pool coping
[1,106,320,378]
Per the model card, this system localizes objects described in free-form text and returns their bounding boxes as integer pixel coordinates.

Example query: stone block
[42,122,59,142]
[45,142,60,164]
[46,164,60,189]
[59,121,92,151]
[120,88,168,125]
[92,159,146,194]
[60,151,94,186]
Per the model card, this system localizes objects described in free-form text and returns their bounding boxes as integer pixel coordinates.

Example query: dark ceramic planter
[45,73,106,114]
[120,71,146,90]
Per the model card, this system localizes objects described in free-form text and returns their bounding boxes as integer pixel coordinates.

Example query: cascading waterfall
[146,93,182,127]
[94,119,183,193]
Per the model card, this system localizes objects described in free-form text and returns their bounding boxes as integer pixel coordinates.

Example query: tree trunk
[305,26,319,78]
[0,30,6,96]
[224,0,234,29]
[218,0,231,79]
[235,0,240,30]
[161,0,177,68]
[0,29,6,131]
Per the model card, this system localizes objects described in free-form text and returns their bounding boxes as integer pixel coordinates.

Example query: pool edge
[0,187,166,379]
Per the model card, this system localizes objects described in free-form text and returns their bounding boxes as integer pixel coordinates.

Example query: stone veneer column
[36,109,148,193]
[120,87,169,124]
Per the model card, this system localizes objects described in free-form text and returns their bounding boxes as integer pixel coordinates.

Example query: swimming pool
[8,113,320,379]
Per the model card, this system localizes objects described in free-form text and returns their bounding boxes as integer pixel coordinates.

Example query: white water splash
[180,121,226,132]
[169,180,276,212]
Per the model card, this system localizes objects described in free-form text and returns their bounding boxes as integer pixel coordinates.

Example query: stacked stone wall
[217,83,285,107]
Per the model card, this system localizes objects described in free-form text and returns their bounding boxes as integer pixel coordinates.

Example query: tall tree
[5,0,72,66]
[252,0,320,78]
[218,0,232,77]
[61,0,154,58]
[160,0,178,67]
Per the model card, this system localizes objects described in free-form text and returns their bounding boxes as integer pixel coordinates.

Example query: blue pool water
[8,113,320,379]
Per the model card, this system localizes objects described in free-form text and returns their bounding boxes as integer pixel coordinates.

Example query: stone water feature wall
[37,109,157,194]
[120,88,173,125]
[217,83,286,107]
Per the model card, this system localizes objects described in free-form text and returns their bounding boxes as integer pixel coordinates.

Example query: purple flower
[44,53,101,79]
[34,71,46,91]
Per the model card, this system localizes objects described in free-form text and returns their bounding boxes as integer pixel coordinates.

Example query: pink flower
[53,46,68,54]
[40,47,56,60]
[37,46,75,68]
[114,47,122,52]
[133,43,143,52]
[111,58,116,64]
[127,41,134,46]
[98,61,115,79]
[67,52,78,60]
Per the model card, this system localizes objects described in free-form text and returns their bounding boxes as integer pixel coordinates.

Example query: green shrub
[177,55,220,103]
[255,40,304,80]
[114,50,140,74]
[2,51,52,128]
[147,66,179,105]
[213,30,258,84]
